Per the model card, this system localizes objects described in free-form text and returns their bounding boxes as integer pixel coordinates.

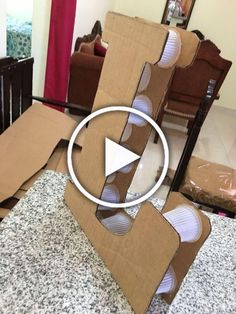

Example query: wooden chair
[169,80,235,218]
[0,57,91,135]
[154,40,232,142]
[0,57,91,221]
[0,57,33,134]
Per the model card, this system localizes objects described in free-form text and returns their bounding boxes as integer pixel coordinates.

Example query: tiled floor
[130,105,236,200]
[69,105,236,201]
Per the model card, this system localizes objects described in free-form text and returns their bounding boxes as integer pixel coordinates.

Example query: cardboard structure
[65,12,210,314]
[0,11,211,314]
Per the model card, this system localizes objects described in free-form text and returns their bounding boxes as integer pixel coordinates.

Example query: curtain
[44,0,77,111]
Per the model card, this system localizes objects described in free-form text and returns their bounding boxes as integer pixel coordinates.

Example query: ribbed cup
[128,95,152,127]
[164,205,202,243]
[158,30,181,68]
[98,185,120,211]
[156,266,176,294]
[101,212,132,235]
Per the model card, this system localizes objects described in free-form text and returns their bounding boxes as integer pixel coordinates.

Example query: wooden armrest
[31,96,92,116]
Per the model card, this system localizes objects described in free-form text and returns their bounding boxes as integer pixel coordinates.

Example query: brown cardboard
[11,140,82,200]
[162,192,211,303]
[65,12,202,314]
[0,103,83,203]
[66,186,180,314]
[0,208,11,218]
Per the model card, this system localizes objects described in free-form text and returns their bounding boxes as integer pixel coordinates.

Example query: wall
[31,0,51,96]
[113,0,165,23]
[7,0,33,20]
[113,0,236,110]
[72,0,116,50]
[0,0,6,57]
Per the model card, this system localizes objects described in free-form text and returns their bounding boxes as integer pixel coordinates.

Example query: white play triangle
[105,138,140,177]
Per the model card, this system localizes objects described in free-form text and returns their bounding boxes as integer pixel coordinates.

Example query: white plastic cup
[158,30,181,68]
[118,163,133,174]
[98,185,120,210]
[128,95,152,127]
[156,266,176,294]
[164,204,202,243]
[101,212,132,235]
[106,173,116,184]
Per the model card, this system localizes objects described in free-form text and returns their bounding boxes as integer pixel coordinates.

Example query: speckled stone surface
[167,213,236,314]
[0,171,235,314]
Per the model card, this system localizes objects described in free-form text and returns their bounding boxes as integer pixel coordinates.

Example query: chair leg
[187,120,193,135]
[154,109,165,144]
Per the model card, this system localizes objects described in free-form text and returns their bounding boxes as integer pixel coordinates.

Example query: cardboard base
[65,182,180,314]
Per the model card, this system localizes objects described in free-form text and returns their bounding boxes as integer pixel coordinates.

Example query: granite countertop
[0,171,236,314]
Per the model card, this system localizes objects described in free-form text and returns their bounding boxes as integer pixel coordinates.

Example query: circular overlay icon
[67,106,169,208]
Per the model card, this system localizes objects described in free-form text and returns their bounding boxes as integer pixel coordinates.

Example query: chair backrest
[0,57,34,134]
[168,40,232,112]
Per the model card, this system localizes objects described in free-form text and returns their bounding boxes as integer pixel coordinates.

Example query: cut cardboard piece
[12,140,82,200]
[65,12,202,314]
[161,192,211,303]
[0,208,11,219]
[0,103,83,203]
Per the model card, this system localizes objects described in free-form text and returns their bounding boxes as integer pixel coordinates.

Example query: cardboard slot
[137,63,152,93]
[121,123,132,142]
[156,266,176,294]
[112,65,175,203]
[164,204,202,243]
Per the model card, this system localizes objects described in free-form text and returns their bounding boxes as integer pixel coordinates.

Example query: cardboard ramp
[0,103,83,203]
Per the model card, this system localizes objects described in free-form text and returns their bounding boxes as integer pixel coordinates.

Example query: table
[0,171,235,313]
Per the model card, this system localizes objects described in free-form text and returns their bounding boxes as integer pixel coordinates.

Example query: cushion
[94,42,107,57]
[79,41,95,55]
[180,156,236,213]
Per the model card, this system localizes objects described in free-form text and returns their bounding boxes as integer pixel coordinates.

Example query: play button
[68,106,169,208]
[105,138,140,177]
